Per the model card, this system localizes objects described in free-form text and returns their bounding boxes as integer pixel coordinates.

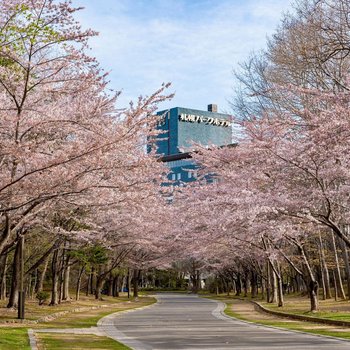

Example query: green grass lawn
[247,318,350,340]
[34,297,156,329]
[211,295,350,341]
[0,328,31,350]
[0,294,140,322]
[259,295,350,321]
[0,295,156,350]
[36,333,131,350]
[223,300,250,321]
[208,292,350,322]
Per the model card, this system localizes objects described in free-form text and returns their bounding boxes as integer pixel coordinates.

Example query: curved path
[98,294,350,350]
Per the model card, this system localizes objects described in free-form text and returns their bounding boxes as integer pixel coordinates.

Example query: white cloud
[74,0,293,112]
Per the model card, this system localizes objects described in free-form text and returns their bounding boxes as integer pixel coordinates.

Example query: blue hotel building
[152,104,232,183]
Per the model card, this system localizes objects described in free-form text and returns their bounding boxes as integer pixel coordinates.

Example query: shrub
[36,291,50,305]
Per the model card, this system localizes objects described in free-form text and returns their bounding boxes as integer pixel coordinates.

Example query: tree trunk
[107,273,113,297]
[319,261,327,301]
[318,235,332,299]
[270,261,284,307]
[90,267,95,295]
[333,270,338,301]
[226,279,230,296]
[113,274,120,297]
[318,232,332,297]
[7,241,21,308]
[196,270,201,291]
[243,273,248,297]
[62,240,70,301]
[190,271,200,293]
[332,232,346,299]
[35,256,49,294]
[260,276,265,300]
[120,275,126,293]
[251,270,258,298]
[235,273,242,296]
[95,275,105,300]
[62,264,70,301]
[127,269,131,298]
[133,269,139,298]
[215,275,219,295]
[294,275,301,293]
[266,261,271,302]
[276,272,284,307]
[29,272,36,299]
[58,248,65,304]
[0,214,11,257]
[340,238,350,299]
[309,280,319,312]
[86,271,91,296]
[270,265,278,304]
[75,265,85,301]
[299,242,319,312]
[317,239,326,300]
[0,252,8,300]
[50,250,59,306]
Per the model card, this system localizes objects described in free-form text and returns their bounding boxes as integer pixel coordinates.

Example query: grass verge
[209,296,350,341]
[209,293,350,322]
[260,296,350,322]
[34,296,156,329]
[0,295,156,350]
[36,333,131,350]
[0,327,31,350]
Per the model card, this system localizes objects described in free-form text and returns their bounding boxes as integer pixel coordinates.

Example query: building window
[177,173,181,180]
[171,173,176,181]
[166,159,195,168]
[188,172,192,179]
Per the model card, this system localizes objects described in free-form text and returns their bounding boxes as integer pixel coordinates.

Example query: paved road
[98,294,350,350]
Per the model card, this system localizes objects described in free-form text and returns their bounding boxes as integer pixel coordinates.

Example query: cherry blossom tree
[0,0,173,307]
[175,80,350,311]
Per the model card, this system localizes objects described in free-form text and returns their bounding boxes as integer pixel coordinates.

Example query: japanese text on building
[178,114,231,127]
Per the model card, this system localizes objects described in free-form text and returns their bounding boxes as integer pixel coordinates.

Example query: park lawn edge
[0,295,157,350]
[214,297,350,342]
[35,332,132,350]
[205,293,350,322]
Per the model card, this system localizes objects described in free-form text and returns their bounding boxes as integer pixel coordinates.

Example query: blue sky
[74,0,293,113]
